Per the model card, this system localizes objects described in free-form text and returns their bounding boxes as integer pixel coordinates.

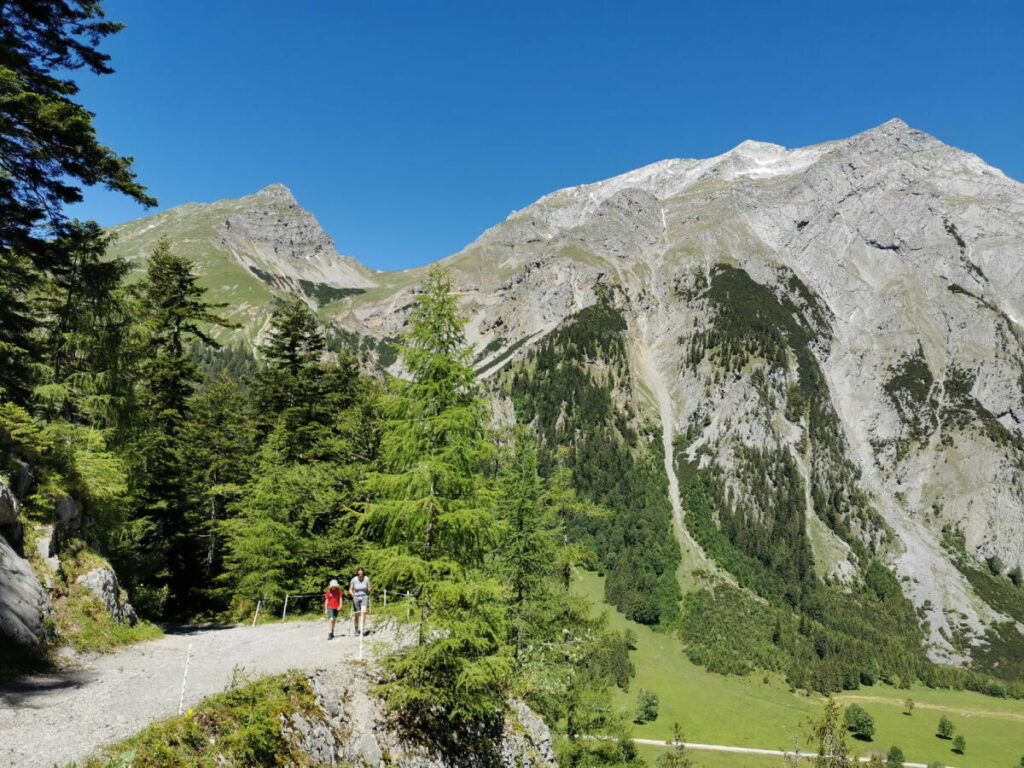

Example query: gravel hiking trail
[0,619,393,768]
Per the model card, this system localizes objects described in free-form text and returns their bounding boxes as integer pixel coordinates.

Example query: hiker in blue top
[349,567,371,636]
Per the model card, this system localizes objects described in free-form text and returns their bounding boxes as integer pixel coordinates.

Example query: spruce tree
[129,238,232,615]
[177,373,255,612]
[360,266,510,736]
[32,221,134,425]
[0,1,153,403]
[254,296,361,460]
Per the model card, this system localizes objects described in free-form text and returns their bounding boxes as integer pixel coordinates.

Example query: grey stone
[0,481,23,548]
[295,668,557,768]
[76,567,137,626]
[12,459,34,499]
[0,532,52,646]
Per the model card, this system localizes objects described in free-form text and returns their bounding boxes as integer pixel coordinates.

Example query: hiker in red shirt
[324,579,344,640]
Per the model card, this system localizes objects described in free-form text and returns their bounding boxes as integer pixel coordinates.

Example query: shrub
[936,715,954,739]
[635,689,659,723]
[886,745,905,766]
[843,703,875,740]
[952,734,965,754]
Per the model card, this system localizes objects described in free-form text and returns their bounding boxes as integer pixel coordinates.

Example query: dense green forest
[504,293,680,626]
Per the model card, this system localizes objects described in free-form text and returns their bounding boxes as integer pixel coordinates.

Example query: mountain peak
[253,183,297,204]
[853,117,935,147]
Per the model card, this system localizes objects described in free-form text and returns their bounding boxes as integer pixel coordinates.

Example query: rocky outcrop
[76,567,137,626]
[283,667,557,768]
[0,481,23,549]
[0,529,53,647]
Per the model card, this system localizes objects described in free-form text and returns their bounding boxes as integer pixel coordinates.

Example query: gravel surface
[0,618,391,767]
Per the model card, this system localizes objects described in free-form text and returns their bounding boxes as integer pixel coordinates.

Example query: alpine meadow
[1,2,1023,768]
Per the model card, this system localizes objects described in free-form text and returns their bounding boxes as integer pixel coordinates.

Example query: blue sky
[72,0,1024,271]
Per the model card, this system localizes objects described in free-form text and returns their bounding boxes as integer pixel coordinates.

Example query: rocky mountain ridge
[109,119,1024,671]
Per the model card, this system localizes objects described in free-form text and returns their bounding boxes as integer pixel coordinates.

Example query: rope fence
[249,588,418,624]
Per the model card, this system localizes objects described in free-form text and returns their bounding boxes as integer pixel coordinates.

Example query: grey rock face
[76,567,138,626]
[0,481,23,549]
[0,531,53,646]
[285,668,557,768]
[343,119,1024,661]
[54,495,82,538]
[12,460,34,499]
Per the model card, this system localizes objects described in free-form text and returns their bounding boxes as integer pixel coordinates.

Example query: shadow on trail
[0,668,93,708]
[161,622,238,636]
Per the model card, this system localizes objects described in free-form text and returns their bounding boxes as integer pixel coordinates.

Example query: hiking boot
[327,632,334,640]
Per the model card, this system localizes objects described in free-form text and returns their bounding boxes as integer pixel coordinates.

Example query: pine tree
[127,238,232,615]
[177,374,255,612]
[496,429,557,660]
[360,266,510,737]
[544,461,603,590]
[32,221,134,425]
[221,434,306,612]
[0,1,153,404]
[253,296,362,460]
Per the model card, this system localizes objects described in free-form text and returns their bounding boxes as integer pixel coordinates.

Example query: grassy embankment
[575,570,1024,768]
[81,670,323,768]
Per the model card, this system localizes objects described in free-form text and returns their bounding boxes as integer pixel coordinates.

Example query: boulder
[12,459,34,499]
[287,667,558,768]
[35,525,60,588]
[76,567,137,626]
[0,481,23,549]
[0,533,53,646]
[54,495,83,540]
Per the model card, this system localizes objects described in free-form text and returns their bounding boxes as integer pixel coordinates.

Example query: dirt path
[0,619,393,768]
[835,693,1024,723]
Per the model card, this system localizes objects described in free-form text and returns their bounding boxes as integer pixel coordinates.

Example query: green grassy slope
[574,571,1024,768]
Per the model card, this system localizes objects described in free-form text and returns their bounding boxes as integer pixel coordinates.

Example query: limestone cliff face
[108,120,1024,665]
[286,667,556,768]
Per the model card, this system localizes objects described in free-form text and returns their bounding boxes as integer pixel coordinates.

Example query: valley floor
[574,571,1024,768]
[0,618,393,768]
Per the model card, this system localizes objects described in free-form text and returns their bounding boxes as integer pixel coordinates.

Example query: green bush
[843,703,875,740]
[635,688,659,723]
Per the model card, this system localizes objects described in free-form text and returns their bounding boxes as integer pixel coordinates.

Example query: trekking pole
[358,610,364,662]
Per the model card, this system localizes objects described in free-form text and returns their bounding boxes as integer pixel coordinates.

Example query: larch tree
[359,265,510,739]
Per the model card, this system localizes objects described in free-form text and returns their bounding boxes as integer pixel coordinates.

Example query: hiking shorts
[352,595,368,613]
[326,607,340,619]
